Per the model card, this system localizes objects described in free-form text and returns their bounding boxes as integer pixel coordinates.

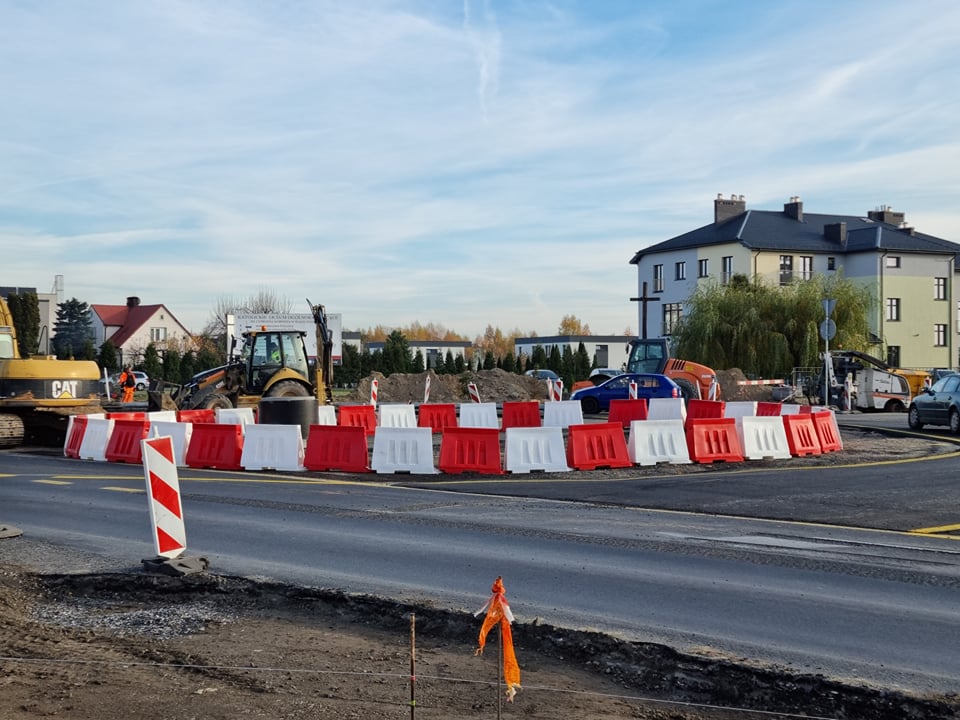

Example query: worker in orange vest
[118,366,136,403]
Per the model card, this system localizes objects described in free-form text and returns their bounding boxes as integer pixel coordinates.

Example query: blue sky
[3,1,959,338]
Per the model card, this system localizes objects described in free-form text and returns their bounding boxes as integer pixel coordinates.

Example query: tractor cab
[240,329,311,396]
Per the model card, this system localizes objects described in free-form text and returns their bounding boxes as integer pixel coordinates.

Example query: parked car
[570,372,680,414]
[105,370,151,392]
[908,373,960,432]
[524,369,560,382]
[571,367,625,393]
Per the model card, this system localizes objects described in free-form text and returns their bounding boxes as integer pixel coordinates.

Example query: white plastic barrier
[315,404,337,425]
[371,427,438,474]
[626,419,691,466]
[64,412,105,456]
[241,424,305,471]
[780,404,802,415]
[216,407,256,428]
[739,416,791,460]
[647,397,687,423]
[723,401,757,423]
[146,410,177,426]
[149,421,193,467]
[458,402,499,429]
[378,404,418,429]
[141,435,187,559]
[78,418,115,462]
[542,400,584,429]
[504,427,570,473]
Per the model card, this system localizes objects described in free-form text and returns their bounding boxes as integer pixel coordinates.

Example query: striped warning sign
[141,435,187,559]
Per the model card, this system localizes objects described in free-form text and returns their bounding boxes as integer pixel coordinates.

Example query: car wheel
[580,396,600,415]
[885,399,905,413]
[907,405,924,430]
[136,382,146,391]
[950,409,960,435]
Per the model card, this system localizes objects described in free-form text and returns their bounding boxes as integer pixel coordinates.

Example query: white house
[90,296,192,365]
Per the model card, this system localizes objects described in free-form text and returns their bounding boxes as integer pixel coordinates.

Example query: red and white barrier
[141,436,187,558]
[424,374,431,404]
[370,378,379,407]
[468,382,481,403]
[629,381,638,400]
[551,379,564,402]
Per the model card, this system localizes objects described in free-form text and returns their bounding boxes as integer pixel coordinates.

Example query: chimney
[824,221,847,246]
[126,296,141,308]
[784,196,803,222]
[868,205,906,226]
[714,193,746,223]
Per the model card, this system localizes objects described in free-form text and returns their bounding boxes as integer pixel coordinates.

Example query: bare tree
[203,287,297,335]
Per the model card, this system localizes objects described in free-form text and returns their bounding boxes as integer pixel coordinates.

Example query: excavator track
[0,413,26,449]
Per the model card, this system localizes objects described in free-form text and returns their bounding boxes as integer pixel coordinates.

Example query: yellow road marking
[101,486,144,493]
[911,523,960,536]
[33,479,72,486]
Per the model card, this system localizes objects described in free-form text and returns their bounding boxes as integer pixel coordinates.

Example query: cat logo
[51,380,79,398]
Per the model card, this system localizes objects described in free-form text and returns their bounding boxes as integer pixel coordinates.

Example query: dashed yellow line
[911,523,960,538]
[101,486,144,493]
[33,479,72,486]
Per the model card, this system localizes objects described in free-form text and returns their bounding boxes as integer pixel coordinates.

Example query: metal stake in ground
[410,613,416,720]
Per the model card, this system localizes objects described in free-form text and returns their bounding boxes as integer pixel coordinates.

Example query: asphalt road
[1,417,959,697]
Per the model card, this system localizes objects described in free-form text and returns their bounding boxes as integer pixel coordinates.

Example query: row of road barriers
[62,398,842,476]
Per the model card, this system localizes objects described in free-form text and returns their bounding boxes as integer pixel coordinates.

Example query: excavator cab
[242,330,311,396]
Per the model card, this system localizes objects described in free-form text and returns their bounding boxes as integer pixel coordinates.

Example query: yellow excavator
[0,296,102,448]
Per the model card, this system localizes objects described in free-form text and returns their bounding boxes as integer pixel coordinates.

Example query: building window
[935,324,948,347]
[827,257,836,271]
[779,255,793,286]
[721,256,733,284]
[799,256,813,281]
[149,327,167,342]
[886,346,900,367]
[698,259,709,278]
[663,303,682,335]
[885,298,900,321]
[885,256,901,268]
[653,264,664,292]
[935,277,947,300]
[675,261,686,281]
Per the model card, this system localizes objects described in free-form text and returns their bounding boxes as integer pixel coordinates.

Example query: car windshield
[933,375,960,393]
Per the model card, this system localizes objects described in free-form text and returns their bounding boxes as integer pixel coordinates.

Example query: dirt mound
[342,369,552,404]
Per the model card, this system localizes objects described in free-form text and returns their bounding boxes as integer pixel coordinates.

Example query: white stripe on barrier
[647,397,687,423]
[542,400,583,429]
[316,404,337,426]
[147,410,178,426]
[216,407,256,427]
[78,418,115,461]
[458,402,499,429]
[723,401,757,422]
[627,419,691,466]
[371,427,438,474]
[149,421,193,467]
[378,404,418,429]
[241,424,305,471]
[141,435,187,559]
[64,413,105,456]
[504,427,570,473]
[780,404,802,415]
[739,416,792,460]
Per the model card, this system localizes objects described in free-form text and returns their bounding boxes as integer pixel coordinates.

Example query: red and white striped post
[141,436,186,559]
[468,382,481,403]
[629,381,638,399]
[370,378,379,407]
[424,374,431,404]
[551,379,563,402]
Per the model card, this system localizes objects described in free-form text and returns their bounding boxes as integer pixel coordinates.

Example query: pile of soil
[343,369,554,404]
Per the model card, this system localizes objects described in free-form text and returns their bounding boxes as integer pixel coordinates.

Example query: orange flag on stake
[475,576,521,701]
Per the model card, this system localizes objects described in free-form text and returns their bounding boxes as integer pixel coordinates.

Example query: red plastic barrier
[438,427,503,474]
[799,405,813,414]
[64,415,89,458]
[756,402,782,416]
[177,408,216,424]
[417,403,458,434]
[685,399,726,429]
[338,404,378,436]
[106,411,147,421]
[304,425,370,472]
[566,422,631,470]
[501,401,541,430]
[105,419,150,464]
[185,423,244,470]
[782,414,822,457]
[608,398,648,427]
[811,412,842,453]
[686,418,744,464]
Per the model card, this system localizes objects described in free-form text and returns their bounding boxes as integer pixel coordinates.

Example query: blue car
[570,372,680,414]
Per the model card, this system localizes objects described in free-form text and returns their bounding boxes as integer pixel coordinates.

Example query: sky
[2,1,959,339]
